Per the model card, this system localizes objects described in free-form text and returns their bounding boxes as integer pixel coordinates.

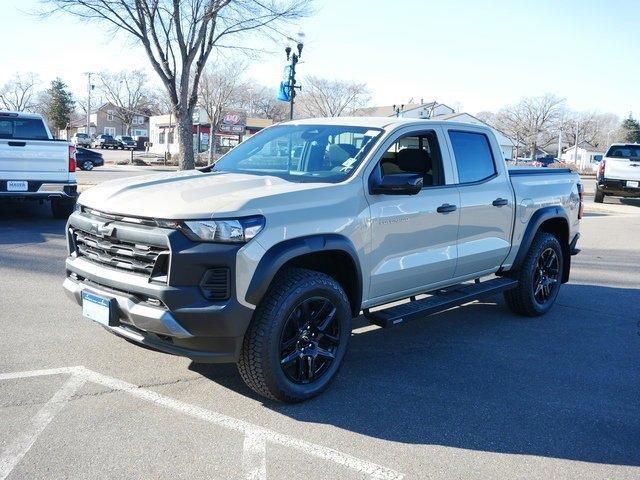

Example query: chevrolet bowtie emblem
[91,221,115,238]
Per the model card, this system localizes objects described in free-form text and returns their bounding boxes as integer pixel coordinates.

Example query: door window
[448,131,496,183]
[379,131,444,186]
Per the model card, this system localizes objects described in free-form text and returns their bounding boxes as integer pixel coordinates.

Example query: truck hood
[78,170,332,219]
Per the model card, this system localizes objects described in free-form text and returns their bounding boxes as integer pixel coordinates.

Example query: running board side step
[364,277,518,328]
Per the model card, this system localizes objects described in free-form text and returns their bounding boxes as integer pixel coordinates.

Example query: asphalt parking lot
[1,193,639,479]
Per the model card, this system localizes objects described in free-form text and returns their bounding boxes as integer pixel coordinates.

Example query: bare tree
[198,61,248,162]
[489,94,565,158]
[560,111,620,149]
[244,85,289,122]
[298,76,370,117]
[0,73,41,112]
[97,70,155,134]
[44,0,309,169]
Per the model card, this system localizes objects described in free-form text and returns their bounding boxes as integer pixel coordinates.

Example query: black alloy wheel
[504,232,564,317]
[279,297,340,384]
[533,247,560,305]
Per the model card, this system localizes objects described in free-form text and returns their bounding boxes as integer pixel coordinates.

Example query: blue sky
[2,0,639,117]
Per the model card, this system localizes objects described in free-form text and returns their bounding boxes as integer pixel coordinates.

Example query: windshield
[213,124,383,183]
[606,145,640,159]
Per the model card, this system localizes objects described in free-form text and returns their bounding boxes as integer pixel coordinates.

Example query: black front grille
[73,228,168,277]
[200,268,230,300]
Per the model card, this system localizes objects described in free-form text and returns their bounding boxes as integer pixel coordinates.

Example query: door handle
[492,198,509,207]
[436,203,457,213]
[8,141,26,147]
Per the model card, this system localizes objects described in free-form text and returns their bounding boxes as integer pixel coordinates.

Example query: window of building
[133,129,147,137]
[106,110,114,122]
[448,131,496,183]
[168,130,175,144]
[104,127,116,136]
[158,131,165,144]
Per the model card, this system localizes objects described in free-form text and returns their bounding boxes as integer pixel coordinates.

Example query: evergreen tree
[621,114,640,143]
[43,78,75,136]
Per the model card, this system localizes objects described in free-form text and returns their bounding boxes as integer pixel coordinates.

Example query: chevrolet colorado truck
[1,110,78,218]
[63,118,582,402]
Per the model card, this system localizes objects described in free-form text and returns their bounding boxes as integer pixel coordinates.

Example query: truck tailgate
[605,157,640,181]
[0,139,71,182]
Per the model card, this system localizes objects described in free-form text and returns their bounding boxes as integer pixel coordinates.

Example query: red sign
[217,111,247,135]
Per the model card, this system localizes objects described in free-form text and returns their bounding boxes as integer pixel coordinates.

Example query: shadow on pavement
[0,201,67,245]
[191,283,640,467]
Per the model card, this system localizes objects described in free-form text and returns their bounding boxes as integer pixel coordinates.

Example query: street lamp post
[285,41,303,120]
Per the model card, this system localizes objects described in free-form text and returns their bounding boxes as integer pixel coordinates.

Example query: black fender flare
[245,234,363,315]
[510,206,571,282]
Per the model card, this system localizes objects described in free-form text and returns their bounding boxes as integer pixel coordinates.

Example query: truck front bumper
[597,178,640,198]
[63,212,254,363]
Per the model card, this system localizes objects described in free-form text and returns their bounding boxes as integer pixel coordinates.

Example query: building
[354,101,455,119]
[68,102,150,139]
[561,142,604,170]
[148,111,272,156]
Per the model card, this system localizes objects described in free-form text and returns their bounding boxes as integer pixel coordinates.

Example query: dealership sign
[217,111,247,135]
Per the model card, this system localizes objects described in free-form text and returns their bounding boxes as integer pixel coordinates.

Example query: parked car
[595,143,640,203]
[532,156,558,167]
[71,132,92,147]
[75,147,104,171]
[63,118,582,402]
[115,135,136,150]
[92,134,119,149]
[0,110,77,218]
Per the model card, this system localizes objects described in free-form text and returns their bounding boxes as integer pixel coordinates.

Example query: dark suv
[115,135,136,150]
[92,134,119,149]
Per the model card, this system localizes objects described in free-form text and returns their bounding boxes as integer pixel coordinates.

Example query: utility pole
[284,41,304,120]
[84,72,94,137]
[556,111,564,161]
[574,119,580,169]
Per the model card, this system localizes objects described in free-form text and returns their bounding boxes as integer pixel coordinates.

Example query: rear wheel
[81,160,93,171]
[238,268,352,402]
[504,232,563,316]
[594,189,605,203]
[51,198,76,219]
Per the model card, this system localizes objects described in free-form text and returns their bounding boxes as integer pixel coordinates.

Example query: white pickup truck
[0,110,78,218]
[63,117,582,402]
[595,143,640,202]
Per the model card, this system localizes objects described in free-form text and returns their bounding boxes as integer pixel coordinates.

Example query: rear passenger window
[0,118,49,140]
[448,131,496,183]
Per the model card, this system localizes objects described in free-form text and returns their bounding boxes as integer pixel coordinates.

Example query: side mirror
[371,173,423,195]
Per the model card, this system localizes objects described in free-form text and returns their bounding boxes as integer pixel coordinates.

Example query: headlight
[181,216,265,243]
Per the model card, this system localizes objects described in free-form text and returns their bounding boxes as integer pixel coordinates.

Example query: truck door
[443,127,514,277]
[365,127,460,303]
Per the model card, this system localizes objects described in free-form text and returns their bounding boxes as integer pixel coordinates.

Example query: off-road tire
[51,198,76,219]
[237,267,352,402]
[594,189,605,203]
[504,232,564,317]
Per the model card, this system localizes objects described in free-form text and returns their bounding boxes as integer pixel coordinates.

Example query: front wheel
[238,268,352,402]
[504,232,564,317]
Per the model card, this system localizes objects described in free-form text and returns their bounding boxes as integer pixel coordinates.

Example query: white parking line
[0,375,86,480]
[0,366,403,480]
[242,430,267,480]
